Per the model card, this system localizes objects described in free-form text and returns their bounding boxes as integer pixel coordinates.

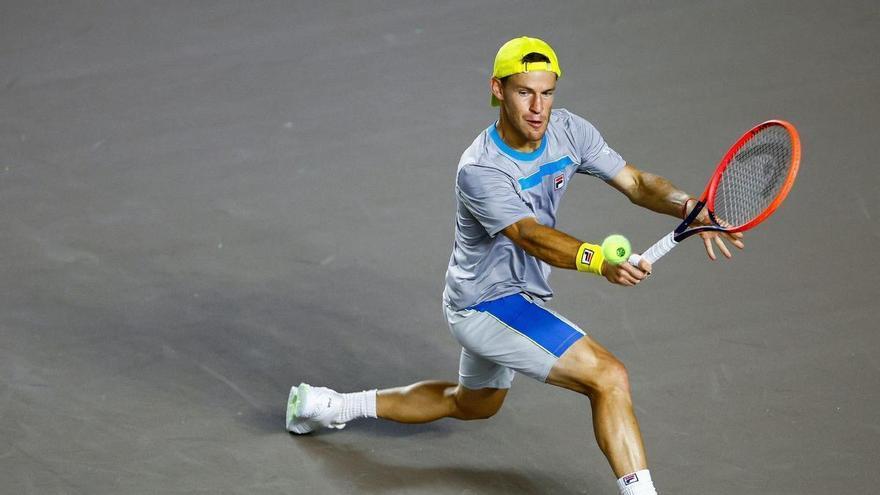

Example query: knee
[592,357,631,397]
[568,355,630,398]
[457,407,498,421]
[453,394,504,421]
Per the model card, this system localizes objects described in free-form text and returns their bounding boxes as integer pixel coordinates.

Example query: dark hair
[521,52,551,64]
[499,52,552,84]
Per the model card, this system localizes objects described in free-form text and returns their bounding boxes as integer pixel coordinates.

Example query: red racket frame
[701,119,801,233]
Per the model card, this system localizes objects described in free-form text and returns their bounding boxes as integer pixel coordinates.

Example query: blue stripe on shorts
[471,294,583,358]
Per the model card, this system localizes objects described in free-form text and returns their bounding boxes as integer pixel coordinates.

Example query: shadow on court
[296,434,593,495]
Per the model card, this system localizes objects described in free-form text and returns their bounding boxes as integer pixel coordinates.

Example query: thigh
[457,346,516,389]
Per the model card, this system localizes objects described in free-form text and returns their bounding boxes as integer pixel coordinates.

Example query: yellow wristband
[575,242,605,275]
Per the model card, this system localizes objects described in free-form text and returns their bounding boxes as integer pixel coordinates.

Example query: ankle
[617,469,657,495]
[338,390,377,423]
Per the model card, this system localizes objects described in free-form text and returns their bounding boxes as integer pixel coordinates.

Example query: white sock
[617,469,657,495]
[338,390,378,423]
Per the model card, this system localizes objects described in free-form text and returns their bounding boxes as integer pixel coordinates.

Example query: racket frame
[629,119,801,265]
[702,119,801,235]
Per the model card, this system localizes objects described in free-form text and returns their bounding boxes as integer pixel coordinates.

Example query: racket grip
[627,231,679,267]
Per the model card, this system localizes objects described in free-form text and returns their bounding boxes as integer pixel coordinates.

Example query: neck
[497,112,542,152]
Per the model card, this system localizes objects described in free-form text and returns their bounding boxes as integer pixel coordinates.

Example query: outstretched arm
[607,164,744,259]
[607,164,691,218]
[502,217,651,287]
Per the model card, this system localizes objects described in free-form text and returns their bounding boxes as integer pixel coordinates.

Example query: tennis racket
[628,119,801,268]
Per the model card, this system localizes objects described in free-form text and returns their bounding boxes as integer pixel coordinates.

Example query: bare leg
[547,336,647,478]
[377,381,508,423]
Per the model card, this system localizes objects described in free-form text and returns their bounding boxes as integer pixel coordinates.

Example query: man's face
[492,71,557,144]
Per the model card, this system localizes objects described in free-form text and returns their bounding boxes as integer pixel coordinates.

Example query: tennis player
[286,36,743,495]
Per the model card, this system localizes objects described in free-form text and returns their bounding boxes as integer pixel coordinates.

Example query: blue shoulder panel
[518,156,574,190]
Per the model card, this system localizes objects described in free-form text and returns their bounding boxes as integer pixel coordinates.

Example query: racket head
[703,120,801,233]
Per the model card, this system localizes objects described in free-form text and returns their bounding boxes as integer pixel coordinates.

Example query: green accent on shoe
[286,387,298,425]
[295,383,310,417]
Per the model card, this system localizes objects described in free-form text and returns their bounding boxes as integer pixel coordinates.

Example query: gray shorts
[444,292,586,389]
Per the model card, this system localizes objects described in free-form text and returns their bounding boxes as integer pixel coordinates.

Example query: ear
[489,77,504,103]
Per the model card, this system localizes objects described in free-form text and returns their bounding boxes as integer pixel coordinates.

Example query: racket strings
[713,125,793,228]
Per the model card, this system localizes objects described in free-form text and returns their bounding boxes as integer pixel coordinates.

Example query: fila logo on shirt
[553,172,565,190]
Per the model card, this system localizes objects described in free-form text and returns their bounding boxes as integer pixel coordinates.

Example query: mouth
[525,119,543,129]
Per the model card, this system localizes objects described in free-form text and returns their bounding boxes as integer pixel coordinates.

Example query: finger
[612,265,641,285]
[621,262,647,280]
[703,235,717,260]
[724,231,745,248]
[715,235,733,258]
[638,258,653,275]
[626,269,642,284]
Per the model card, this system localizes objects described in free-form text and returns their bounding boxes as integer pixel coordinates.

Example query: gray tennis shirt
[443,109,625,310]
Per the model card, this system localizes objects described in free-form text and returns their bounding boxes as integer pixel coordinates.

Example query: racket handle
[627,231,678,267]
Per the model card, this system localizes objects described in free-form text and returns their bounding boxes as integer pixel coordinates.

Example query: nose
[529,94,543,114]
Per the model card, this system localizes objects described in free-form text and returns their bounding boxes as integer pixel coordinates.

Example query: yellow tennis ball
[601,234,631,265]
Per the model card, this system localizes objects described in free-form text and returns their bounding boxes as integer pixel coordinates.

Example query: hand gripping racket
[628,120,801,268]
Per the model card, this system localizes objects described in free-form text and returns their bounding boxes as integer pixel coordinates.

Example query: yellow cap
[491,36,562,106]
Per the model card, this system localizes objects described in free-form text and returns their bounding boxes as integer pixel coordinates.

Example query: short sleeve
[570,114,625,180]
[456,164,535,237]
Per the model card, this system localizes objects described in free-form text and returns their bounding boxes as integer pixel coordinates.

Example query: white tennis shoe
[286,383,347,434]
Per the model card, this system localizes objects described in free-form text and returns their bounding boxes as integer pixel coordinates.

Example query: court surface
[2,1,878,494]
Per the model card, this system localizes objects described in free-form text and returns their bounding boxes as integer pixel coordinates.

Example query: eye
[518,90,529,96]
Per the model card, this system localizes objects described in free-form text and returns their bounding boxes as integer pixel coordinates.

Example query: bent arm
[501,217,584,270]
[607,164,691,219]
[502,217,651,285]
